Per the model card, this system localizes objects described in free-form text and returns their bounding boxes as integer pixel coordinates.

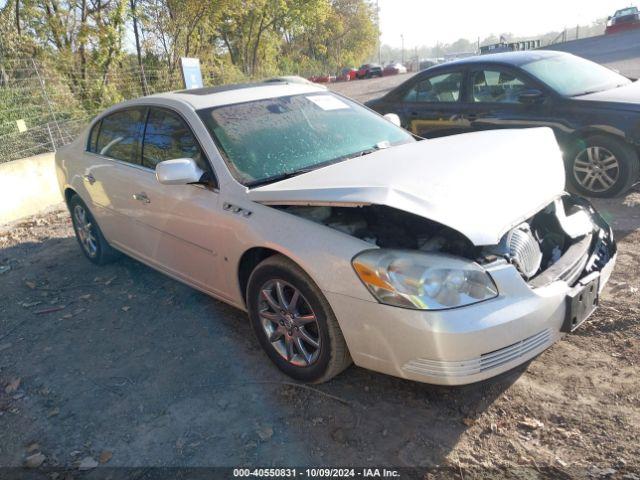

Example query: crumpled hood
[248,127,565,246]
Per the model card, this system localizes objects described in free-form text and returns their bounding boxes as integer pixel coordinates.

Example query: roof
[428,49,566,69]
[146,81,326,110]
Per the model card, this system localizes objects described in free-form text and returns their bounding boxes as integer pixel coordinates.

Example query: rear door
[84,107,148,251]
[394,69,469,138]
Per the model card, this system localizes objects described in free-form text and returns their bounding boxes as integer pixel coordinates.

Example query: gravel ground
[1,74,639,478]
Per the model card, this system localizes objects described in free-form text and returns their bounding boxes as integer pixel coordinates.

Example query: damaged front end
[486,194,616,288]
[277,193,616,293]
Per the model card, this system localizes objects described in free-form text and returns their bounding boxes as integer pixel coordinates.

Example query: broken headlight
[352,250,498,310]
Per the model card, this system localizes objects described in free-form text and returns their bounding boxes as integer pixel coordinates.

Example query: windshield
[198,93,414,186]
[521,54,631,97]
[615,7,637,16]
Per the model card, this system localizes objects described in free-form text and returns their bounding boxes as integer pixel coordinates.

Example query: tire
[566,135,639,198]
[246,254,352,383]
[68,194,121,265]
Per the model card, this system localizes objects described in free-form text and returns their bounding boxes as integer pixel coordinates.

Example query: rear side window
[87,120,101,152]
[142,108,208,171]
[95,108,145,164]
[404,72,463,103]
[472,70,531,103]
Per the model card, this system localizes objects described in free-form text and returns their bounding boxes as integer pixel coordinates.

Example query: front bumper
[327,216,616,386]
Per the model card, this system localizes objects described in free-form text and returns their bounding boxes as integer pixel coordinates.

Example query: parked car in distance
[366,50,640,197]
[356,63,383,79]
[56,81,615,386]
[383,62,408,76]
[337,67,357,81]
[605,6,640,34]
[308,74,336,84]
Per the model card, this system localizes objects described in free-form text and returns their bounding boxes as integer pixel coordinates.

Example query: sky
[379,0,631,47]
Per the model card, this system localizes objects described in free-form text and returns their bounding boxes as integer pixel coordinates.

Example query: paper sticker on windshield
[306,95,350,111]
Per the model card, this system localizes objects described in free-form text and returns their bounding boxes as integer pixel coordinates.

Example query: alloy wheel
[573,146,620,193]
[73,204,98,258]
[258,279,321,367]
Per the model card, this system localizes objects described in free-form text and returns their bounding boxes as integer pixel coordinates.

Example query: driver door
[127,107,224,295]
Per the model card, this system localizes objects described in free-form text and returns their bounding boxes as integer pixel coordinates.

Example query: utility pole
[377,0,381,64]
[401,34,405,65]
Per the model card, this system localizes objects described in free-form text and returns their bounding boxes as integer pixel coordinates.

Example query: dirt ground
[0,189,638,478]
[1,75,639,478]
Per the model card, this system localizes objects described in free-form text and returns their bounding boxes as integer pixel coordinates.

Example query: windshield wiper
[344,141,392,160]
[246,142,392,188]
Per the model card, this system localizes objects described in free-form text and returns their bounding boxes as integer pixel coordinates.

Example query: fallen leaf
[79,294,91,300]
[462,417,475,426]
[98,450,113,464]
[104,276,117,286]
[21,301,42,308]
[256,425,274,441]
[518,417,544,430]
[26,442,40,453]
[24,452,45,468]
[47,407,60,418]
[5,378,21,393]
[77,456,98,470]
[63,314,73,319]
[121,306,130,312]
[25,281,36,289]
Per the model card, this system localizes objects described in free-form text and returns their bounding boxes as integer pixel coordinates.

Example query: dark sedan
[366,50,640,197]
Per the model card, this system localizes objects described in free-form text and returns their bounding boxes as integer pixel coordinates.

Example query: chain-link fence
[0,58,186,163]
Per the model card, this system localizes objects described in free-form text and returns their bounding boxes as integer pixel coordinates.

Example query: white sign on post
[180,57,204,90]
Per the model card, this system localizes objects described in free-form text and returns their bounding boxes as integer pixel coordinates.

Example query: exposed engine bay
[278,194,615,287]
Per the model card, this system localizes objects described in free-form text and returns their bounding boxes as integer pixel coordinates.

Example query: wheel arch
[237,246,325,309]
[63,187,78,207]
[237,247,282,307]
[563,126,628,151]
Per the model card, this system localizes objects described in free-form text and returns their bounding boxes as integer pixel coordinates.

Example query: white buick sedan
[55,81,616,385]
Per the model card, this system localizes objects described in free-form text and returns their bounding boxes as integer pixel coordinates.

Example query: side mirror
[384,113,402,127]
[518,89,545,104]
[156,158,204,185]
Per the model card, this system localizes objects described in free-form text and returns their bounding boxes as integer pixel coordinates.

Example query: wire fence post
[45,122,55,153]
[31,58,62,151]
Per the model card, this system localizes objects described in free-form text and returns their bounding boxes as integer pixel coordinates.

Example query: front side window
[197,93,414,186]
[404,72,463,103]
[472,69,531,103]
[521,54,630,97]
[95,108,145,163]
[142,108,208,172]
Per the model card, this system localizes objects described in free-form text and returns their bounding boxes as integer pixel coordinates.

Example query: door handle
[83,173,96,185]
[132,192,150,204]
